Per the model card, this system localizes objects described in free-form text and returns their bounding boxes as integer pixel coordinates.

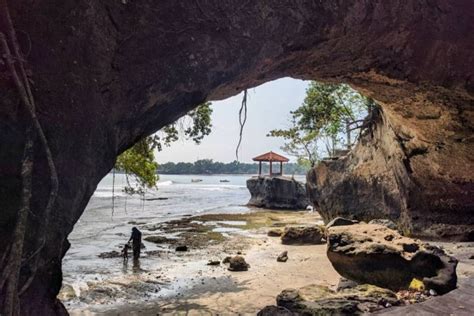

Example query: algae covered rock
[264,283,399,314]
[327,223,457,293]
[281,226,325,245]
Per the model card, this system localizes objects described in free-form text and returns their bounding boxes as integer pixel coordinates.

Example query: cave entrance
[60,77,375,312]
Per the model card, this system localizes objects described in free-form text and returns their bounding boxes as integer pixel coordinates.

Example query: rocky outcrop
[281,226,325,245]
[307,107,474,239]
[0,0,473,314]
[247,176,309,210]
[260,284,399,315]
[327,224,458,294]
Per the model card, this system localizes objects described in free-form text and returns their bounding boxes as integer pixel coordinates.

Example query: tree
[269,82,374,165]
[115,102,213,194]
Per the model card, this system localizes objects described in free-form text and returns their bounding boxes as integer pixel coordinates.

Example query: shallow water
[62,173,306,310]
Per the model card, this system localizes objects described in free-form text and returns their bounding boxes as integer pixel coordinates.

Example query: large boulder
[247,176,309,210]
[281,226,325,245]
[259,283,399,315]
[327,224,458,294]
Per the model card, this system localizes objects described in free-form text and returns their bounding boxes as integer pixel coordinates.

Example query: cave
[0,1,473,314]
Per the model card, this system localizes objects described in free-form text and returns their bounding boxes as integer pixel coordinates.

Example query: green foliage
[158,159,309,175]
[115,102,213,195]
[269,82,372,164]
[115,138,159,195]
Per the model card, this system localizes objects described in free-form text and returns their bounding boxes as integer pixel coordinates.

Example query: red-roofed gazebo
[253,151,289,176]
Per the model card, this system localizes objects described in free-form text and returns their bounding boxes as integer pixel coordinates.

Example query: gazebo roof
[252,151,289,162]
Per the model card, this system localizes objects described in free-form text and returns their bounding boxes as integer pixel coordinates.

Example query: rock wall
[0,0,473,314]
[307,93,474,240]
[247,176,309,210]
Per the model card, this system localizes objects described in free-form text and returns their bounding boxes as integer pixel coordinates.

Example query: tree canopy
[115,102,213,194]
[268,82,374,166]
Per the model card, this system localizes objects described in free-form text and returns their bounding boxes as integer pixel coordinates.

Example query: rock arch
[0,0,472,314]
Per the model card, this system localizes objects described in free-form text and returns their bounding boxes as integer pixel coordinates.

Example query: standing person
[128,227,142,260]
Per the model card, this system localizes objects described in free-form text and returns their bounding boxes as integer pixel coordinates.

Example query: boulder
[277,251,288,262]
[267,284,399,314]
[281,226,325,245]
[247,176,309,210]
[326,217,359,229]
[327,224,458,293]
[222,256,232,264]
[228,256,249,271]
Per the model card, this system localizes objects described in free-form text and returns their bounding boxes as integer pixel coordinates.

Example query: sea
[62,173,305,310]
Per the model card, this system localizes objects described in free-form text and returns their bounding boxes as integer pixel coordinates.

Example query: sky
[156,78,310,163]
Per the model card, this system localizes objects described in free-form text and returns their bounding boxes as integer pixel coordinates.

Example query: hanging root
[235,89,248,161]
[0,0,59,312]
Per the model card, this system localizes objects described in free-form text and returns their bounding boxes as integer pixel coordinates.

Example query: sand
[67,211,341,315]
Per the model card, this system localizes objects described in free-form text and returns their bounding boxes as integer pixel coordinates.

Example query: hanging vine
[235,89,248,161]
[0,0,59,314]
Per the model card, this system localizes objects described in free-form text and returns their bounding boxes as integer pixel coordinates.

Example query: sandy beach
[64,210,343,315]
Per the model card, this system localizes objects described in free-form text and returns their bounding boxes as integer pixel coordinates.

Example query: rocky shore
[60,211,474,315]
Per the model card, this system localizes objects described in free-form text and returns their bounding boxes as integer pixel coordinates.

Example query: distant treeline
[157,159,309,175]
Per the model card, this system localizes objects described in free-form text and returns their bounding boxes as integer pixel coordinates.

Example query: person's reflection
[122,259,129,273]
[132,258,141,273]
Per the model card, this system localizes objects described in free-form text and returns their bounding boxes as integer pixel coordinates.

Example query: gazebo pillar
[258,161,262,175]
[269,161,272,176]
[280,161,283,175]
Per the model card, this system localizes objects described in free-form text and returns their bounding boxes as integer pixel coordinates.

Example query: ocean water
[62,173,306,309]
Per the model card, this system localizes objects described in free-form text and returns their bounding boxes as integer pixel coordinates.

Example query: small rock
[326,217,358,229]
[207,260,220,266]
[222,256,232,264]
[402,243,419,253]
[384,234,395,241]
[175,245,188,252]
[268,229,283,237]
[469,255,474,260]
[144,236,169,243]
[429,289,437,296]
[281,226,325,245]
[228,256,249,271]
[277,251,288,262]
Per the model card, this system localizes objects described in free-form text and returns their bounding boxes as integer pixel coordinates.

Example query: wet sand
[64,210,474,316]
[66,211,341,315]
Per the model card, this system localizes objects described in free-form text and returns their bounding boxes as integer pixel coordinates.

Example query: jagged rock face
[307,101,474,239]
[0,0,473,314]
[247,176,309,210]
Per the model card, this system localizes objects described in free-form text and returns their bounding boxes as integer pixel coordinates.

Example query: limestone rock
[257,305,293,316]
[1,1,473,314]
[277,251,288,262]
[327,224,458,293]
[228,256,249,271]
[326,217,359,229]
[247,176,309,210]
[281,226,325,245]
[306,108,474,240]
[270,284,399,314]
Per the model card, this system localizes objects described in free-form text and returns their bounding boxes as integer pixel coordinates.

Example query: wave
[157,180,173,186]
